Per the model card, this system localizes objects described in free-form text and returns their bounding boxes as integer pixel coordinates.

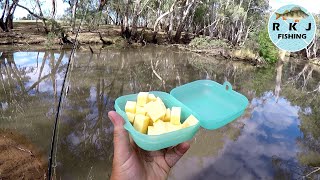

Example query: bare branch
[137,0,150,15]
[16,3,47,20]
[305,167,320,177]
[153,0,177,31]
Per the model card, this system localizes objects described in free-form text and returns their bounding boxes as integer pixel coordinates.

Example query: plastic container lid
[170,80,248,130]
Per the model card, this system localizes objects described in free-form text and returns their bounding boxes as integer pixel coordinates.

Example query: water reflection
[0,50,68,179]
[0,50,67,146]
[1,46,320,179]
[171,92,302,180]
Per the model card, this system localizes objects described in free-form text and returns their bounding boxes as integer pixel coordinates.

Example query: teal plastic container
[114,80,249,151]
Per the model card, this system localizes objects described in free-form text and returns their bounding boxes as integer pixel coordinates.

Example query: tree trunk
[0,0,18,32]
[52,0,56,18]
[131,0,141,38]
[0,18,7,32]
[122,0,130,38]
[168,10,174,35]
[72,0,78,33]
[174,0,197,42]
[153,0,177,32]
[98,0,107,11]
[306,38,317,59]
[115,9,119,25]
[0,0,8,31]
[35,0,49,33]
[6,14,13,29]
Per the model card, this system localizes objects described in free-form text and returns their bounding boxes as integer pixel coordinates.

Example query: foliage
[298,151,320,167]
[233,48,257,60]
[46,32,56,48]
[193,4,207,26]
[47,19,64,35]
[258,28,279,63]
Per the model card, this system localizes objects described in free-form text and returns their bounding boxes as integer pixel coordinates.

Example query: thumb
[108,111,132,165]
[165,142,190,168]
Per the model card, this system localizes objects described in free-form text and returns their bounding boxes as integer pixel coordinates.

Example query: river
[0,46,320,179]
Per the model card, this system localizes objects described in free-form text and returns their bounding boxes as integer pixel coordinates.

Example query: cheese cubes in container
[115,91,200,151]
[115,80,249,151]
[125,92,199,136]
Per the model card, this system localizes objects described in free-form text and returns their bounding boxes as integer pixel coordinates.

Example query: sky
[13,0,320,19]
[14,0,69,19]
[269,0,320,14]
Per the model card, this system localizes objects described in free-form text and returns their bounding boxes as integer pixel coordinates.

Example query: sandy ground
[0,131,46,180]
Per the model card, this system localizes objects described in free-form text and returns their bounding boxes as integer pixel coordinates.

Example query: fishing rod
[47,6,89,179]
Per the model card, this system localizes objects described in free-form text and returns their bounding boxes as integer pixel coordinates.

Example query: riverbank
[0,21,193,46]
[0,21,261,65]
[1,21,319,66]
[0,21,124,46]
[0,130,46,179]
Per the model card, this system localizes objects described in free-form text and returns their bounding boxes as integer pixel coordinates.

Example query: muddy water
[1,46,320,179]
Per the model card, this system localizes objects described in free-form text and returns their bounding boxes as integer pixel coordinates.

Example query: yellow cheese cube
[165,123,182,132]
[133,114,150,134]
[182,115,199,128]
[144,100,166,122]
[153,120,167,134]
[147,94,157,102]
[170,107,181,125]
[148,126,161,135]
[164,108,171,122]
[154,120,165,129]
[126,112,135,123]
[125,101,136,113]
[156,97,166,106]
[148,118,154,126]
[136,106,147,115]
[137,92,149,106]
[160,114,165,120]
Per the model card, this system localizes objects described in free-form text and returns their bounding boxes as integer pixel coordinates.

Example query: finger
[129,135,138,150]
[108,111,132,165]
[165,142,190,167]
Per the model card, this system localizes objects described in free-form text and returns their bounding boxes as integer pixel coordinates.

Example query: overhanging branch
[16,3,47,20]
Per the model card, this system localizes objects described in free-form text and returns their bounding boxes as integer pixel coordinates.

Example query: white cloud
[269,0,320,14]
[169,93,302,180]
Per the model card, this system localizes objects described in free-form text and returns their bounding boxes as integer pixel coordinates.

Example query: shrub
[46,32,56,48]
[258,28,279,63]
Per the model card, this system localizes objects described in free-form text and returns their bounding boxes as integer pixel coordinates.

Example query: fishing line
[47,4,89,179]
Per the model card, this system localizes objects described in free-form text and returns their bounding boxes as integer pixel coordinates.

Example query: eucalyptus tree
[0,0,60,32]
[0,0,18,32]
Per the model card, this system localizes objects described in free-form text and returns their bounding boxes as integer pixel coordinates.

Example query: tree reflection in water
[0,50,67,179]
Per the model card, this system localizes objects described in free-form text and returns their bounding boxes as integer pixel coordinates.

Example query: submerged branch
[150,59,163,81]
[305,167,320,178]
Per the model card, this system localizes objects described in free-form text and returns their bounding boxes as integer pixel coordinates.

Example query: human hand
[108,111,190,180]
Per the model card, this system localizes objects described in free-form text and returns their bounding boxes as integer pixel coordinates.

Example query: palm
[129,142,172,180]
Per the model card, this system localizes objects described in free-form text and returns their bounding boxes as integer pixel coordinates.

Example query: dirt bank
[0,130,46,179]
[0,21,192,47]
